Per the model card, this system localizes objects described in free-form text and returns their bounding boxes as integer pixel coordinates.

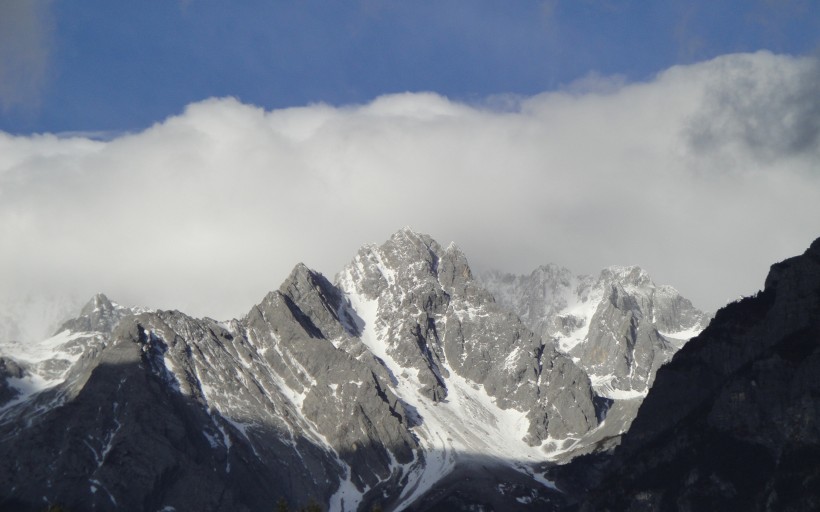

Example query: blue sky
[1,1,819,341]
[2,0,819,134]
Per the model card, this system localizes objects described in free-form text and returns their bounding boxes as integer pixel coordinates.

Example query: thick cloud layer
[1,51,818,341]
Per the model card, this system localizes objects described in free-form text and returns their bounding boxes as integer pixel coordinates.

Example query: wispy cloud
[673,3,707,62]
[685,53,820,162]
[749,0,815,48]
[0,0,53,111]
[1,52,818,341]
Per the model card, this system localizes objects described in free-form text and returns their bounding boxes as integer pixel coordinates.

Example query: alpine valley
[2,229,817,512]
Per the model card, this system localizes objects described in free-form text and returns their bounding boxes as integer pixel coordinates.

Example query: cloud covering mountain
[1,51,818,341]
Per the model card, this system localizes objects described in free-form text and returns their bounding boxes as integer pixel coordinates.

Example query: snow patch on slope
[658,323,704,343]
[338,270,562,511]
[555,284,604,353]
[0,330,102,415]
[589,374,647,400]
[0,330,90,368]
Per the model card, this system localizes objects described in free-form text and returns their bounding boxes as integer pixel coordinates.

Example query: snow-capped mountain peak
[481,263,710,399]
[0,229,711,512]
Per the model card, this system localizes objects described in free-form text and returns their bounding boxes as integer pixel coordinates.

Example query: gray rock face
[481,265,710,400]
[0,229,630,512]
[579,237,820,511]
[58,293,134,335]
[0,269,419,511]
[336,229,598,446]
[0,357,25,406]
[479,265,712,462]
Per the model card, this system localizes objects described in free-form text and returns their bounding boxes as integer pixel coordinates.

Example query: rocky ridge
[480,264,710,400]
[2,227,752,512]
[0,229,603,512]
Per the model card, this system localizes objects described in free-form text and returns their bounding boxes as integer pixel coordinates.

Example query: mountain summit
[481,264,710,400]
[0,229,711,512]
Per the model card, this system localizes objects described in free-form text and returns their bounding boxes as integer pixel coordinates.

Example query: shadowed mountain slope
[576,237,820,511]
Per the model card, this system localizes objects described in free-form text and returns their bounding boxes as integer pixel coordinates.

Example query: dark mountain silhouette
[564,237,820,511]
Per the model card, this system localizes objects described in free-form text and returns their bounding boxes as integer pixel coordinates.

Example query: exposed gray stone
[57,293,131,335]
[336,228,599,444]
[0,357,25,406]
[481,265,711,397]
[480,263,712,450]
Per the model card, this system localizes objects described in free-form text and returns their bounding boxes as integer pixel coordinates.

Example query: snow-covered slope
[0,294,137,416]
[334,230,599,508]
[0,229,704,512]
[0,229,716,511]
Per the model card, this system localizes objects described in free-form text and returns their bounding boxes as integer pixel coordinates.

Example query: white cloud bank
[1,51,818,341]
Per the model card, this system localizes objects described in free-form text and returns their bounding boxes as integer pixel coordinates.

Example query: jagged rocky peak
[340,227,473,297]
[80,293,115,316]
[337,228,599,444]
[596,266,710,341]
[341,227,483,301]
[0,264,421,510]
[58,292,135,335]
[3,227,676,511]
[258,261,359,341]
[336,228,459,402]
[599,265,652,287]
[480,262,711,403]
[381,227,440,266]
[437,241,475,293]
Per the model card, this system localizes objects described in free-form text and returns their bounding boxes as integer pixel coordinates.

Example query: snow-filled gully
[336,285,562,511]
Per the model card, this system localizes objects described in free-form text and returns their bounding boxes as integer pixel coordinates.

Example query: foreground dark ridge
[562,237,820,511]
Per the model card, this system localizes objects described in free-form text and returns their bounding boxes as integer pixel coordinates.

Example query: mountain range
[2,228,816,511]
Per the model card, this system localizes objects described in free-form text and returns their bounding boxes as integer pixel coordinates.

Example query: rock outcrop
[480,264,711,459]
[0,357,24,406]
[481,265,710,399]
